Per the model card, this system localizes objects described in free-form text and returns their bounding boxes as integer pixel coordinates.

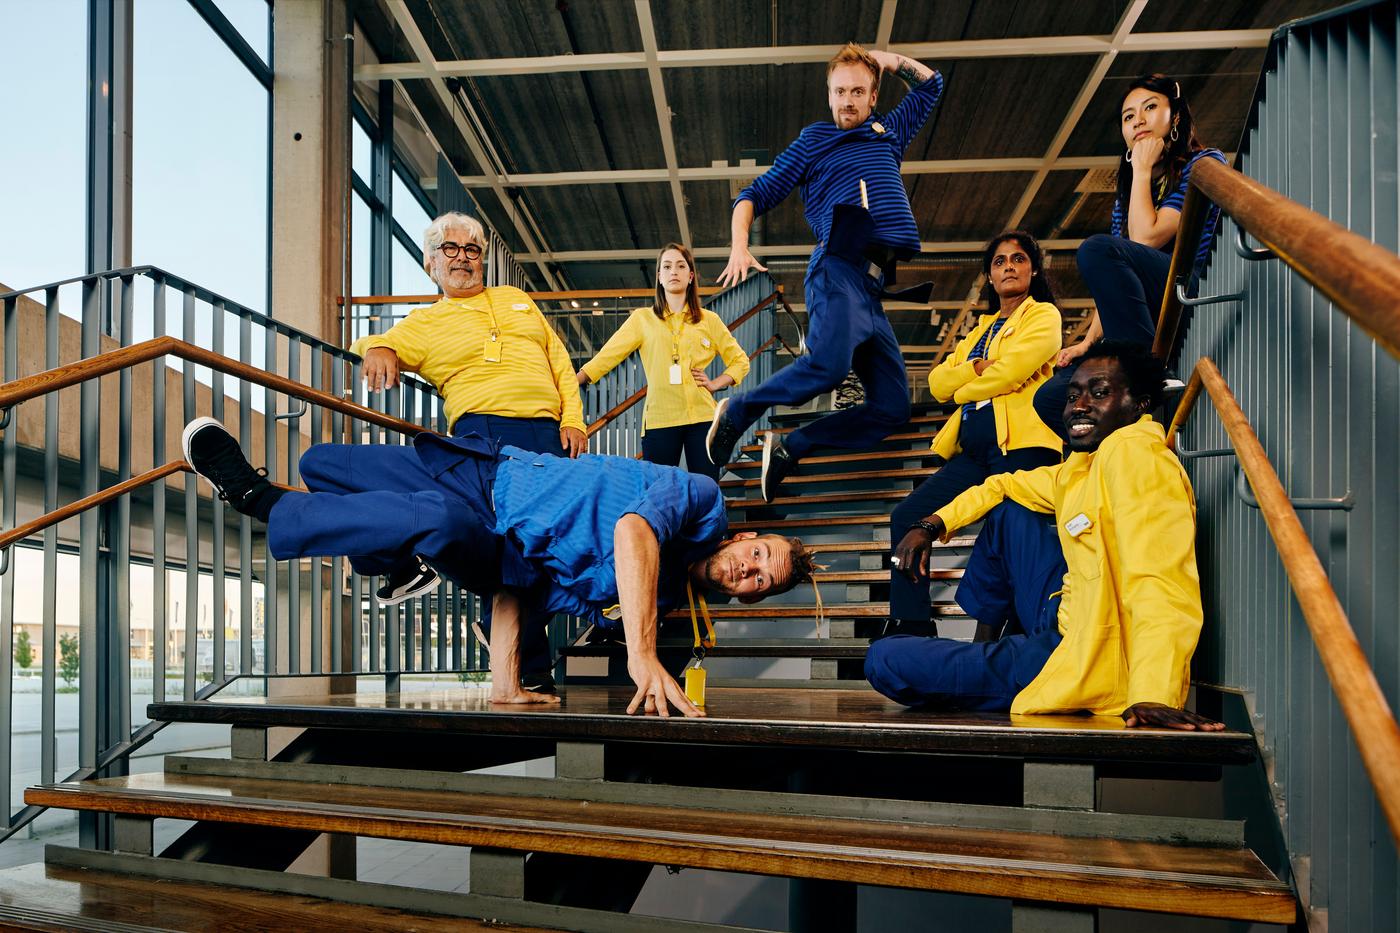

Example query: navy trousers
[1033,234,1174,441]
[449,414,564,676]
[887,406,1061,623]
[642,421,720,481]
[725,256,910,460]
[865,502,1066,710]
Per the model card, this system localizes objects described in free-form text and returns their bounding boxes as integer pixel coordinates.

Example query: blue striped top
[491,446,729,627]
[736,72,944,276]
[960,318,1006,420]
[1110,148,1227,276]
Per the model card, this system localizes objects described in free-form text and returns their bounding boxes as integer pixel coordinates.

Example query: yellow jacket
[934,417,1203,716]
[580,306,750,433]
[927,297,1062,459]
[349,287,585,432]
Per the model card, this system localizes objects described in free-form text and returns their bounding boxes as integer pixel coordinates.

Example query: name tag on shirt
[700,336,711,348]
[1064,513,1092,537]
[483,334,502,363]
[669,363,683,385]
[511,302,530,311]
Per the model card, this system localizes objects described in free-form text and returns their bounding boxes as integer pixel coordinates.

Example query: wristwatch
[915,519,939,537]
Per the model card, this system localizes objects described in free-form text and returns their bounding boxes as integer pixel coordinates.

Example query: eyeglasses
[438,242,483,260]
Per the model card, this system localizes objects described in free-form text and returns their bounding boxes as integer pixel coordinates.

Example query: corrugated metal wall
[1177,2,1400,929]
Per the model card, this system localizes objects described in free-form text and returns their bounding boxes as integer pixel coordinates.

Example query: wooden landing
[0,862,549,932]
[25,773,1293,924]
[147,679,1255,764]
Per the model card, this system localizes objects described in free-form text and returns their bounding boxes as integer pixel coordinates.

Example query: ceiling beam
[515,238,1088,264]
[382,0,564,290]
[874,1,898,49]
[449,155,1121,189]
[355,29,1271,81]
[931,0,1149,354]
[634,1,690,245]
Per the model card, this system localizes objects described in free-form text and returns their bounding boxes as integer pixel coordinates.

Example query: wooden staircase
[8,400,1297,931]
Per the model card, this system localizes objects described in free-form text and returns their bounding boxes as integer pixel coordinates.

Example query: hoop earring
[1125,149,1133,163]
[1170,123,1179,144]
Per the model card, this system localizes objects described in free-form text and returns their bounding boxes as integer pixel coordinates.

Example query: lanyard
[685,579,714,659]
[666,311,687,364]
[454,293,501,340]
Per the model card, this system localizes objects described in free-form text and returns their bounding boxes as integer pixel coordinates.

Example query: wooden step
[726,489,908,509]
[815,568,961,583]
[729,513,890,531]
[663,602,964,621]
[562,638,874,660]
[721,466,936,489]
[727,446,943,471]
[0,862,548,932]
[764,403,952,426]
[763,413,948,437]
[738,429,934,456]
[806,536,976,555]
[25,773,1292,923]
[146,679,1256,764]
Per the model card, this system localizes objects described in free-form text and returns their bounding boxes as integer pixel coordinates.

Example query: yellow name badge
[483,333,502,363]
[683,657,707,707]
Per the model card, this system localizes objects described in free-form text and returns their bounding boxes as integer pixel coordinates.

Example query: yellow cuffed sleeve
[1101,443,1204,710]
[934,463,1061,537]
[580,310,644,385]
[538,306,586,431]
[348,309,434,372]
[710,316,750,386]
[951,302,1062,404]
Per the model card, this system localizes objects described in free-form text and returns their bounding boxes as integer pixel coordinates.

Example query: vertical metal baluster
[210,303,226,688]
[113,277,133,741]
[182,291,198,701]
[77,278,103,845]
[331,360,347,672]
[286,335,300,675]
[361,372,382,674]
[350,360,368,673]
[309,348,323,674]
[41,287,60,784]
[1,295,18,825]
[238,314,253,674]
[263,326,279,674]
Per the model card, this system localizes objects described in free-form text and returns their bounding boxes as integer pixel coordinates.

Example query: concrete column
[271,0,350,345]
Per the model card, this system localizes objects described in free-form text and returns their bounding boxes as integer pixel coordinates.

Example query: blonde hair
[826,42,880,91]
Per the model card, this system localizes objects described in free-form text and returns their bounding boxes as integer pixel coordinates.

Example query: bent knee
[1076,233,1119,270]
[298,445,340,485]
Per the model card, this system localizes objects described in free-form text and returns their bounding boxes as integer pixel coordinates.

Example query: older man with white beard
[348,211,586,691]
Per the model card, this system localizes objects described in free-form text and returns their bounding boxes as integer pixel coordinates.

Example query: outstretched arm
[718,200,768,288]
[615,514,704,718]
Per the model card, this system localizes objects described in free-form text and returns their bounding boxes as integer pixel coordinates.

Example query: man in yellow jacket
[348,211,586,690]
[867,341,1222,730]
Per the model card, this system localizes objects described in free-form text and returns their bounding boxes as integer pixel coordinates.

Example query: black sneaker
[705,397,742,468]
[376,555,439,605]
[181,417,275,517]
[760,433,798,502]
[520,670,557,694]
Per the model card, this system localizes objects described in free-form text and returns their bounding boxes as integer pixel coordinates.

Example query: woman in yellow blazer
[578,243,749,481]
[886,231,1063,634]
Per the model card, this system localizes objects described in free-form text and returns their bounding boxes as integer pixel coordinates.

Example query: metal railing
[0,266,489,842]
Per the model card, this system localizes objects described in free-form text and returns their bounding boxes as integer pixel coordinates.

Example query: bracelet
[915,519,939,537]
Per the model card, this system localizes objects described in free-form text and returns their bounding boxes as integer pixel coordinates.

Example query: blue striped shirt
[736,72,944,276]
[491,446,729,627]
[960,318,1006,420]
[1110,148,1227,276]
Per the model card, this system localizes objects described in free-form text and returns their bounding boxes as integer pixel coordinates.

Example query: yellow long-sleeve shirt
[580,306,750,433]
[934,417,1204,716]
[349,287,585,432]
[927,296,1062,460]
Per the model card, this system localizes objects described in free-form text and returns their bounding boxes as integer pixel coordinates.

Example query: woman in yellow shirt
[886,231,1063,636]
[578,243,749,481]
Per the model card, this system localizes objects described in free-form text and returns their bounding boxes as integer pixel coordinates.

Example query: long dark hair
[652,242,703,325]
[1114,74,1206,217]
[979,230,1055,307]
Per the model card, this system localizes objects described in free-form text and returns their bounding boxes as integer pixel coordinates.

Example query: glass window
[0,1,87,290]
[353,117,372,186]
[393,238,437,297]
[210,0,269,66]
[393,170,434,243]
[133,0,269,312]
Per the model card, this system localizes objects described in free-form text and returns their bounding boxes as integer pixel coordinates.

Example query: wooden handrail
[1149,182,1212,362]
[0,460,191,553]
[1173,357,1400,844]
[340,287,730,306]
[1158,157,1400,362]
[585,291,781,437]
[0,336,428,438]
